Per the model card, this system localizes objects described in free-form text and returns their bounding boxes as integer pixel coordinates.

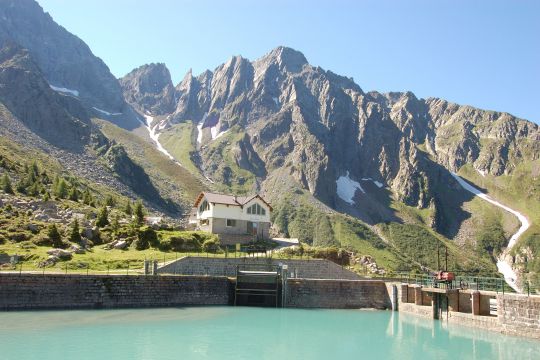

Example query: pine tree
[96,206,109,227]
[124,201,132,216]
[47,224,63,248]
[111,215,120,233]
[133,201,145,226]
[69,219,82,243]
[55,178,68,199]
[1,173,13,194]
[68,187,79,202]
[82,189,93,205]
[105,195,115,207]
[31,161,39,177]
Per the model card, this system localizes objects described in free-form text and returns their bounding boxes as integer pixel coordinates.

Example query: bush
[32,234,52,246]
[159,233,202,252]
[136,226,158,250]
[202,237,221,253]
[96,206,109,227]
[8,232,28,242]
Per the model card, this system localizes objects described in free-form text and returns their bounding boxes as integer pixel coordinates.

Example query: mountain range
[0,0,538,285]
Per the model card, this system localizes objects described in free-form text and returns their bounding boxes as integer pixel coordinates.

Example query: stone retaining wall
[286,279,391,309]
[0,274,231,310]
[158,257,361,280]
[396,283,540,339]
[498,293,540,338]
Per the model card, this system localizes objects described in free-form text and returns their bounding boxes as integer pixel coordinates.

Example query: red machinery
[436,271,455,282]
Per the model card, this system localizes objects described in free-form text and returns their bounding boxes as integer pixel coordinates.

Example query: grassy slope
[95,119,206,209]
[458,162,540,278]
[201,125,257,194]
[159,121,201,175]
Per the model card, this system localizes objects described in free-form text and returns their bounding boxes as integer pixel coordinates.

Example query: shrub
[1,173,13,194]
[32,234,52,246]
[8,232,28,242]
[159,233,202,252]
[96,206,109,227]
[202,237,221,253]
[136,226,158,250]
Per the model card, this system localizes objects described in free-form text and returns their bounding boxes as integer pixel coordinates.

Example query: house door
[247,221,258,235]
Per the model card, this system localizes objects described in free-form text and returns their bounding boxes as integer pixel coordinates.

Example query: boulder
[113,240,127,250]
[33,213,49,221]
[69,244,85,254]
[38,255,59,267]
[27,223,39,233]
[46,248,72,260]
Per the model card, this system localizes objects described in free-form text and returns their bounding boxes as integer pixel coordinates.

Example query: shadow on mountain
[101,144,180,215]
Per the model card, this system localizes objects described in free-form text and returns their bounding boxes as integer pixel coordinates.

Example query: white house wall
[196,198,271,223]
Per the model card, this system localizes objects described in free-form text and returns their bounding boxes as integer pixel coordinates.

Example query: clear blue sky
[38,0,540,123]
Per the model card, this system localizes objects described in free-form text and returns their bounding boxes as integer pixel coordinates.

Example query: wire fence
[0,245,326,276]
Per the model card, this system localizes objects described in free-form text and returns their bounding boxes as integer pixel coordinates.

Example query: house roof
[194,192,273,211]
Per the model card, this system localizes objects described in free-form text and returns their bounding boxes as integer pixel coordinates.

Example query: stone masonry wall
[497,293,540,339]
[0,274,231,310]
[158,257,361,280]
[395,283,540,339]
[286,279,391,309]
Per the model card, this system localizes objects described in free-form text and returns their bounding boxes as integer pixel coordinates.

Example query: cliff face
[120,63,176,115]
[121,47,537,228]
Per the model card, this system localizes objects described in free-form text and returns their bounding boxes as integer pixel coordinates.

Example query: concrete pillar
[479,294,491,316]
[144,260,150,275]
[400,284,409,303]
[447,289,459,312]
[152,260,158,276]
[414,285,423,306]
[391,285,398,311]
[432,293,439,319]
[471,291,480,315]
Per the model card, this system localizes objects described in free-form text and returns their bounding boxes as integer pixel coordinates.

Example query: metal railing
[396,271,539,296]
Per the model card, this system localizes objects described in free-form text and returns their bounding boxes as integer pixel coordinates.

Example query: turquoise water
[0,307,538,360]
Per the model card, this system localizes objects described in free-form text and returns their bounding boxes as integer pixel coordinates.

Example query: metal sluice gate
[234,264,288,307]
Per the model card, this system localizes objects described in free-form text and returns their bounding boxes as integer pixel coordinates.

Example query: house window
[247,203,266,216]
[199,200,209,213]
[200,219,209,226]
[226,219,236,227]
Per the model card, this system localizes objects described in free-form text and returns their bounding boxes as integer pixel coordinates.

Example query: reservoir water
[1,307,538,359]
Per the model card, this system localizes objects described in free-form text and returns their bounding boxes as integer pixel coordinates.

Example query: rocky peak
[0,0,125,112]
[120,63,176,115]
[0,42,91,149]
[256,46,308,74]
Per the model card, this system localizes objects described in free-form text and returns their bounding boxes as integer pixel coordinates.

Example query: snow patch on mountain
[144,114,180,165]
[196,112,208,144]
[451,172,529,292]
[361,178,384,188]
[92,107,122,116]
[50,84,79,97]
[336,171,365,204]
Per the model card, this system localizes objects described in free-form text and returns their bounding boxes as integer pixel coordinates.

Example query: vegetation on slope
[95,119,206,211]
